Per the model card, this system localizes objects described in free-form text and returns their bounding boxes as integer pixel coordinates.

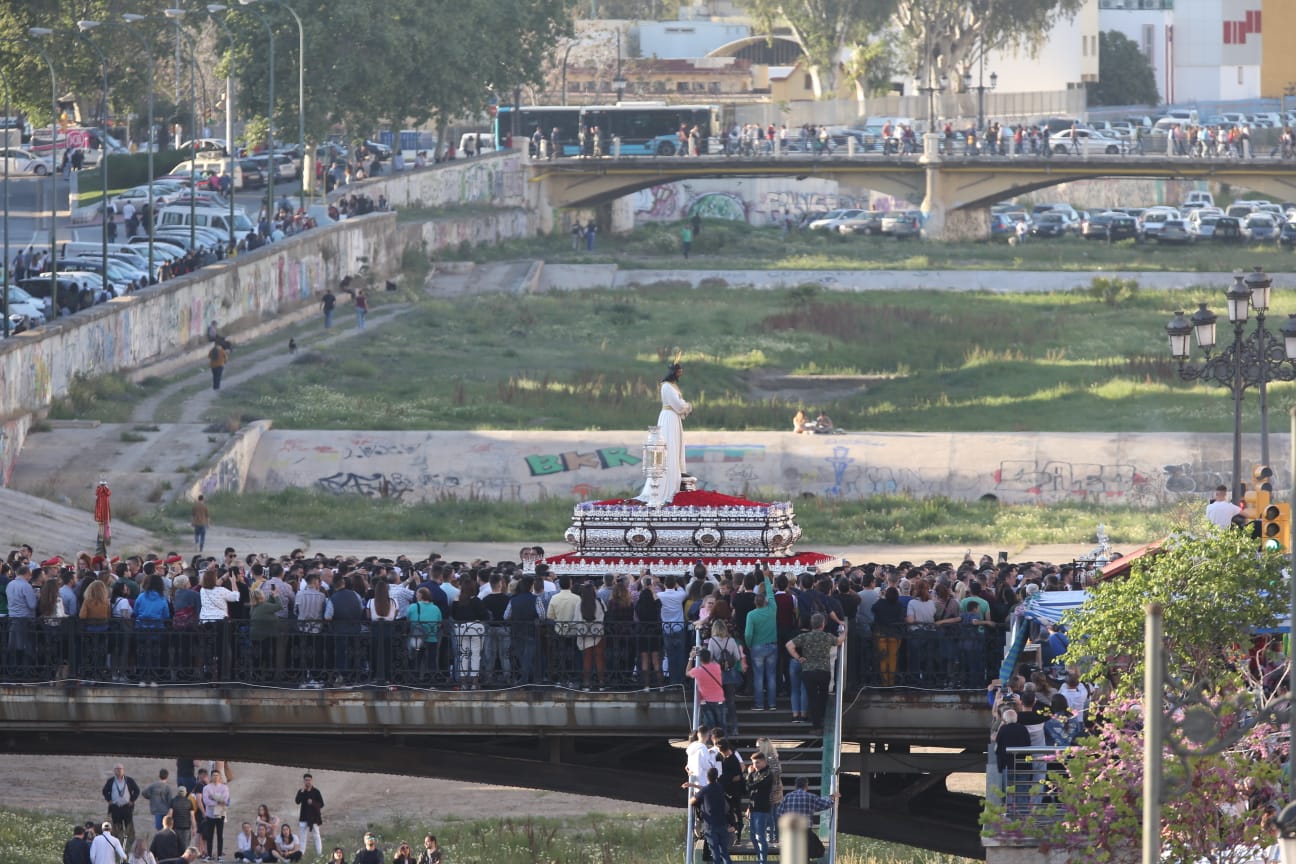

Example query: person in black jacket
[994,707,1032,813]
[62,825,91,864]
[101,764,141,849]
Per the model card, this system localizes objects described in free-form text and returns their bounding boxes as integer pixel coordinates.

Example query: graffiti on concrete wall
[632,180,918,226]
[991,459,1239,505]
[525,447,641,476]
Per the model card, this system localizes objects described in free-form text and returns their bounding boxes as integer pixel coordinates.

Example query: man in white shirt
[1206,484,1242,529]
[90,822,126,864]
[657,574,688,686]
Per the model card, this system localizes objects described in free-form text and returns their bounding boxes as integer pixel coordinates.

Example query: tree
[893,0,1085,94]
[982,531,1292,862]
[1063,530,1287,693]
[739,0,897,99]
[983,699,1285,864]
[1090,30,1159,107]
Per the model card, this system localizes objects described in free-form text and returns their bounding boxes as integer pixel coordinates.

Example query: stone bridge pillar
[919,133,947,240]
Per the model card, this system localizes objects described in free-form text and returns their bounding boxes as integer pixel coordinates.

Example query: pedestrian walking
[321,288,336,329]
[354,289,368,329]
[191,495,210,553]
[691,212,701,237]
[681,224,693,259]
[208,340,228,390]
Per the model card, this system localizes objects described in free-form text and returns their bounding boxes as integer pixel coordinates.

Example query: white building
[1098,0,1262,104]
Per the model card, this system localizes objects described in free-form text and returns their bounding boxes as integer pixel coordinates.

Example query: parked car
[1139,208,1180,241]
[807,209,863,231]
[1280,221,1296,249]
[3,285,47,325]
[989,212,1018,241]
[249,153,296,182]
[1031,212,1072,238]
[0,146,54,175]
[1212,216,1243,243]
[880,209,922,238]
[1243,213,1280,242]
[838,211,884,235]
[1082,212,1138,241]
[1189,215,1220,240]
[1156,219,1195,245]
[237,159,266,188]
[17,275,95,315]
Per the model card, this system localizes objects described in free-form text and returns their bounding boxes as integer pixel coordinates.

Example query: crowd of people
[61,764,446,864]
[0,537,1102,704]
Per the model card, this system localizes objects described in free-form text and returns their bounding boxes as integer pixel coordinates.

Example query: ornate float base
[548,489,835,577]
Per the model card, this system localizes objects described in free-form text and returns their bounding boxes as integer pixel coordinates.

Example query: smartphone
[998,551,1008,564]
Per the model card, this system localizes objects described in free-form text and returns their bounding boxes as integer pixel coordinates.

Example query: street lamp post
[121,14,157,283]
[76,22,111,296]
[918,74,947,135]
[1165,267,1296,499]
[243,0,305,199]
[238,0,276,223]
[207,5,238,252]
[613,29,627,104]
[164,10,199,251]
[962,62,998,131]
[28,28,58,317]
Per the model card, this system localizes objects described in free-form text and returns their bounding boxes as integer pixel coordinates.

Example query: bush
[1085,276,1139,305]
[76,150,194,204]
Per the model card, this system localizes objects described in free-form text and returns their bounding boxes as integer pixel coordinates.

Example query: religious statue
[637,361,691,507]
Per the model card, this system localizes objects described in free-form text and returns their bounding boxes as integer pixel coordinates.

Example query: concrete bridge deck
[0,684,990,857]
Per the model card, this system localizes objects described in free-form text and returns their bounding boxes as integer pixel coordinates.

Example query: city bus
[493,106,583,156]
[577,103,722,156]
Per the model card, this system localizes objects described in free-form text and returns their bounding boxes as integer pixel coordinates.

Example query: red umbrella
[94,481,112,554]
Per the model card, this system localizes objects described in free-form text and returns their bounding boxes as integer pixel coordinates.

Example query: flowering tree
[983,530,1291,862]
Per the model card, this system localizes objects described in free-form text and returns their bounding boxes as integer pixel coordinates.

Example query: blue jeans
[789,657,807,716]
[356,307,366,329]
[706,826,731,864]
[749,810,772,864]
[752,643,777,709]
[193,524,206,552]
[700,701,725,732]
[663,623,687,687]
[324,308,333,328]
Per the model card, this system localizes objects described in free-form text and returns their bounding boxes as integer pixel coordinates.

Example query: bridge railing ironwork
[0,617,1004,691]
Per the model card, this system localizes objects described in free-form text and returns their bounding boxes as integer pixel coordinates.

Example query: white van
[154,204,257,245]
[1182,191,1214,209]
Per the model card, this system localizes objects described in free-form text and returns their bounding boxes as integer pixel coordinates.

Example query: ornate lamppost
[1165,267,1296,498]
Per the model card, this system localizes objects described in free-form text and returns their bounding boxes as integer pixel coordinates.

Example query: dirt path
[4,754,673,846]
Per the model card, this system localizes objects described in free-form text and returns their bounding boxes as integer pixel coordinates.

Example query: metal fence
[0,618,1004,691]
[732,91,1088,130]
[992,746,1068,835]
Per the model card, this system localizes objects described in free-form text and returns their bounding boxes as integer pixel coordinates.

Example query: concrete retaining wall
[245,429,1268,506]
[337,152,527,211]
[0,214,399,427]
[187,419,273,500]
[0,154,542,488]
[0,414,31,488]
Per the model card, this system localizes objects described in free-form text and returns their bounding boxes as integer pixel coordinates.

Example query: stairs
[691,697,835,862]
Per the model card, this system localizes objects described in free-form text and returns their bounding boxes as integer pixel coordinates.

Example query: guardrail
[0,617,1005,691]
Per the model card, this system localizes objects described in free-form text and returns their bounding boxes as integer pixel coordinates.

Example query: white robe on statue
[639,380,691,506]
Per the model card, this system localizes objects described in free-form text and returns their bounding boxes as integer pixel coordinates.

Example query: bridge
[0,618,994,858]
[526,136,1296,238]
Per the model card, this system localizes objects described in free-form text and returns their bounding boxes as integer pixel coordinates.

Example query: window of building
[804,74,813,90]
[677,81,690,93]
[652,80,667,93]
[708,81,721,93]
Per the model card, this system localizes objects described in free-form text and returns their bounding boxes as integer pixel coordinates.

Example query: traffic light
[1263,502,1291,552]
[1243,465,1275,520]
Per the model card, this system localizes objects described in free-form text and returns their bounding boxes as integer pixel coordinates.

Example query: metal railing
[0,617,1003,691]
[992,746,1068,837]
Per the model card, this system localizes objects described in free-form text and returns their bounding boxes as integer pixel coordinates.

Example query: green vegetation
[48,374,160,424]
[0,809,971,864]
[164,490,1181,547]
[207,282,1293,434]
[452,219,1295,272]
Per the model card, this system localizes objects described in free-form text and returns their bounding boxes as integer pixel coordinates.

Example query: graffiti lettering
[525,447,643,477]
[317,471,414,500]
